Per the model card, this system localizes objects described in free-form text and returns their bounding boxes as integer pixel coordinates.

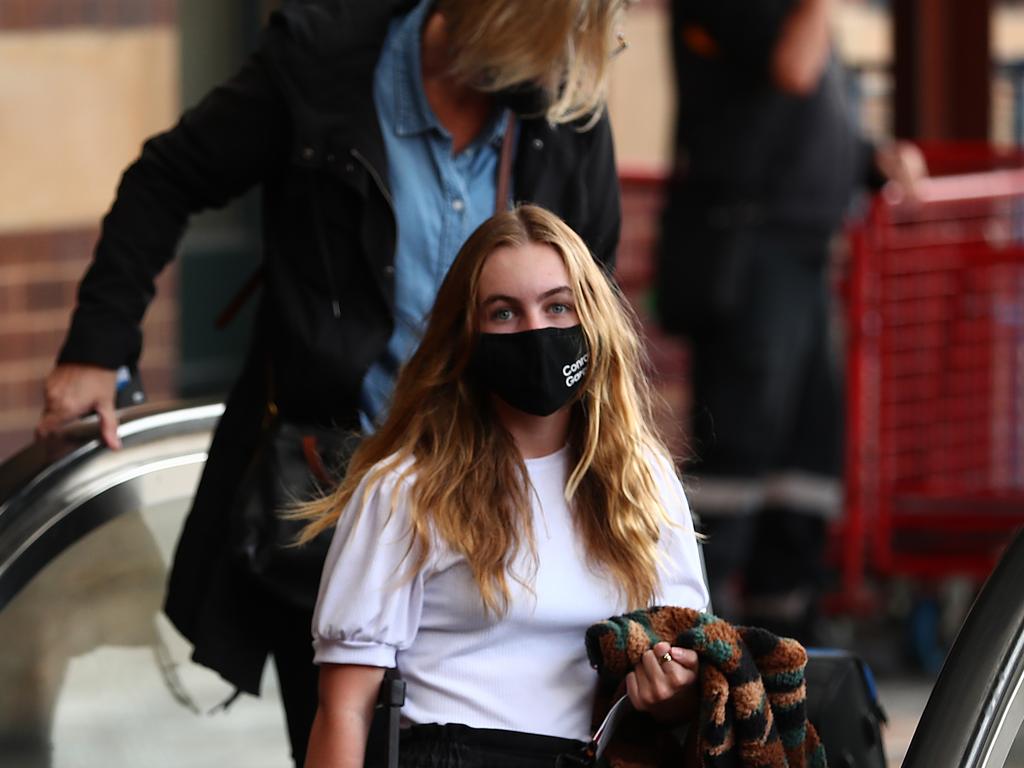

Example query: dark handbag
[231,413,361,610]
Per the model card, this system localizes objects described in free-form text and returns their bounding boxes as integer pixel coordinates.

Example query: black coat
[58,0,621,693]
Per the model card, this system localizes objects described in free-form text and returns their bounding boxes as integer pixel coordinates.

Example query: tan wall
[606,3,675,174]
[0,28,178,233]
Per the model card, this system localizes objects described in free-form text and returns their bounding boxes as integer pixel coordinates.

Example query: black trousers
[687,226,841,644]
[688,227,841,481]
[266,595,319,768]
[399,724,599,768]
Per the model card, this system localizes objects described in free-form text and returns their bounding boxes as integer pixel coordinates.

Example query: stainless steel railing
[0,401,292,767]
[0,401,223,611]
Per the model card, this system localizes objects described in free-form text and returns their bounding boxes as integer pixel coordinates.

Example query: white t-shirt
[311,446,709,741]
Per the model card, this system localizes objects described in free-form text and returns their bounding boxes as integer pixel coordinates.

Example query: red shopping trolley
[838,144,1024,607]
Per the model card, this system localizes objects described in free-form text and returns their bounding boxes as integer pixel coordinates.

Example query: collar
[392,0,443,137]
[391,0,511,147]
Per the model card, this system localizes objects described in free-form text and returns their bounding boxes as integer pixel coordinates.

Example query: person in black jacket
[35,1,626,764]
[656,0,925,642]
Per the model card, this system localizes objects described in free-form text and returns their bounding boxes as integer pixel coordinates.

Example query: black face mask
[472,325,589,417]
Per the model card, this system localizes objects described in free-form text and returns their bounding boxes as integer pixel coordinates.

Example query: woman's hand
[625,641,699,723]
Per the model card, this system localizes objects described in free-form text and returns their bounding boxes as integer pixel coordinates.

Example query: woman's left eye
[549,303,571,315]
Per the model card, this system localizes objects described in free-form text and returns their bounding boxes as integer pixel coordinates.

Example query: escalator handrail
[0,400,223,611]
[903,528,1024,768]
[0,400,223,521]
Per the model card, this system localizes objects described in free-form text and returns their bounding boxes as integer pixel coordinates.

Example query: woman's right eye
[491,307,514,321]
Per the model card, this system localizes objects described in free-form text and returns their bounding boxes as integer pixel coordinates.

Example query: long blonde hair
[438,0,629,125]
[299,205,678,614]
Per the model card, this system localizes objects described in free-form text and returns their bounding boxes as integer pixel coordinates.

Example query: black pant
[689,227,841,480]
[399,724,598,768]
[686,226,841,645]
[267,595,319,768]
[700,508,826,642]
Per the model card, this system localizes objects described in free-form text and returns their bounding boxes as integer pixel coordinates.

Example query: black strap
[215,265,264,329]
[495,111,516,213]
[381,669,406,768]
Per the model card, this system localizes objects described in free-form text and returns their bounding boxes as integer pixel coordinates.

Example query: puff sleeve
[311,467,426,667]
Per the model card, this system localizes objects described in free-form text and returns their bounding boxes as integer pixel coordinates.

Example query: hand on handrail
[36,363,121,450]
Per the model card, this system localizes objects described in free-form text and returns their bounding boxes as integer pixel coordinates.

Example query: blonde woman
[40,1,632,763]
[303,206,709,767]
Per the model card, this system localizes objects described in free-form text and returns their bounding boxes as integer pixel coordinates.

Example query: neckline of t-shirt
[523,444,570,470]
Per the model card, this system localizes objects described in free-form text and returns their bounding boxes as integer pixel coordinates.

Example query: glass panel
[0,492,291,767]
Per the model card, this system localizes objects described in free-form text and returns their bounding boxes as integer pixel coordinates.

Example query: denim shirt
[359,0,510,429]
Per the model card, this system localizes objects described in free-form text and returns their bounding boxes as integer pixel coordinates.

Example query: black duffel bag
[805,649,888,768]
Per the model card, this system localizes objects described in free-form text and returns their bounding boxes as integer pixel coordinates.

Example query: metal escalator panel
[0,402,291,768]
[0,403,220,611]
[903,528,1024,768]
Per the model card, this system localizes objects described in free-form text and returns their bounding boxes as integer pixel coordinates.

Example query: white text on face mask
[563,354,589,388]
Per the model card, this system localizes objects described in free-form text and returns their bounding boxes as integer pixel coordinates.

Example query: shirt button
[344,161,355,173]
[384,265,395,276]
[452,199,465,212]
[531,138,544,151]
[301,146,315,161]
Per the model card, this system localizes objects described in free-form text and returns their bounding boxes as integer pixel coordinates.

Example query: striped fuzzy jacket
[585,607,828,768]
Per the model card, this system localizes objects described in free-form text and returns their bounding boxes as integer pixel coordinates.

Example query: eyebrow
[479,285,573,307]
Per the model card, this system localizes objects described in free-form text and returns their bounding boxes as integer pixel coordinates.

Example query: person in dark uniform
[656,0,925,641]
[35,1,628,764]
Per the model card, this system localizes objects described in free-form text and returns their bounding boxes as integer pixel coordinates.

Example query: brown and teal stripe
[585,606,828,768]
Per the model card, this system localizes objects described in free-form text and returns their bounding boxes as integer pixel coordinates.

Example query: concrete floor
[51,637,292,768]
[876,677,932,767]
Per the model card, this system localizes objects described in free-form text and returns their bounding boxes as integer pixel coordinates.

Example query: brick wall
[0,0,175,29]
[0,228,178,459]
[0,3,179,460]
